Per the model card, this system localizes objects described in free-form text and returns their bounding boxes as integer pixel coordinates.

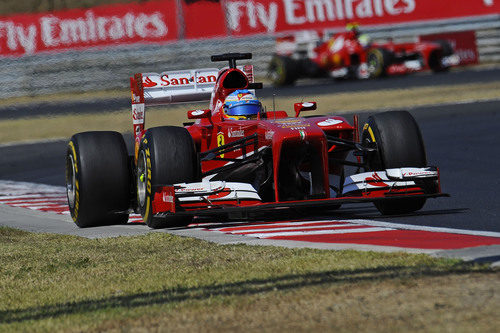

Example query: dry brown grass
[0,89,128,108]
[100,273,498,333]
[0,227,497,332]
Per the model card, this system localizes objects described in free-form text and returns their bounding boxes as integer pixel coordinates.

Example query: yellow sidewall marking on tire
[144,197,150,222]
[68,141,79,222]
[367,126,376,142]
[68,141,78,173]
[363,124,376,142]
[143,146,152,222]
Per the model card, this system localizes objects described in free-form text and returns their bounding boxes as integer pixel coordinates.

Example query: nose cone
[265,118,326,143]
[262,118,329,201]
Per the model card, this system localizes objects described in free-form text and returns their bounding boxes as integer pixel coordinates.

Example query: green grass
[0,226,498,332]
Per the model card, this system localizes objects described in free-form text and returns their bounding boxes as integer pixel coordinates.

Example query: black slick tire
[362,111,427,215]
[367,48,392,78]
[268,55,298,86]
[66,131,131,227]
[136,126,199,228]
[429,40,453,73]
[435,40,453,57]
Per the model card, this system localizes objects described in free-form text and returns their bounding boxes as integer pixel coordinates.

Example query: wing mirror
[188,109,211,119]
[294,102,317,117]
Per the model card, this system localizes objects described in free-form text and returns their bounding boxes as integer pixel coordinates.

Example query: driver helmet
[358,33,371,48]
[346,22,360,37]
[223,89,261,120]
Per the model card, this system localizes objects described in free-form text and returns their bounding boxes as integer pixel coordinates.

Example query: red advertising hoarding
[225,0,500,36]
[420,31,480,65]
[0,0,498,56]
[0,1,178,56]
[182,0,227,39]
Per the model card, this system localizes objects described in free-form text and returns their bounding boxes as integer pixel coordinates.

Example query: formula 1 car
[66,53,447,228]
[269,28,460,86]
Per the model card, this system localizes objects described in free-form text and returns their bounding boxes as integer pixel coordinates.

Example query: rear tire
[298,58,321,78]
[66,131,131,227]
[268,55,298,86]
[136,126,199,228]
[362,111,427,215]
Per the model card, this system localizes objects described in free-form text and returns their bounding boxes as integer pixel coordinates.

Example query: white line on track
[345,219,500,238]
[0,194,67,201]
[215,224,364,234]
[245,227,393,238]
[0,198,67,204]
[210,220,356,231]
[15,204,68,210]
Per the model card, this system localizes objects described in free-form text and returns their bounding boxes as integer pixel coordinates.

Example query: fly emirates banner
[0,0,498,56]
[226,0,499,35]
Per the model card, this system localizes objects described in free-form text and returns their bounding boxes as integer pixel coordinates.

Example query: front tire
[362,111,427,215]
[136,126,199,228]
[367,48,392,78]
[66,131,131,227]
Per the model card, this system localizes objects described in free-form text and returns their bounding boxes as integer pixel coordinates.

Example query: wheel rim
[66,154,76,208]
[269,68,279,83]
[367,53,379,76]
[269,59,284,84]
[137,150,147,207]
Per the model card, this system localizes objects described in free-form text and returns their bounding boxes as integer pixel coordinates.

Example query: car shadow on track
[172,206,469,231]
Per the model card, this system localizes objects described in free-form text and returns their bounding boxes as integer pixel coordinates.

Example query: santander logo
[143,77,157,87]
[207,188,232,200]
[365,172,388,187]
[142,74,217,87]
[162,74,216,86]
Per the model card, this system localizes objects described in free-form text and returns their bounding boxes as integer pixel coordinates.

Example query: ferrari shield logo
[217,132,225,158]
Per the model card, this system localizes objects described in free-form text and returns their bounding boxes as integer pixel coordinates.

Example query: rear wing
[275,30,320,56]
[130,65,255,107]
[131,68,219,107]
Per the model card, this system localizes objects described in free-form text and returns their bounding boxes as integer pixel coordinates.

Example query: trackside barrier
[0,16,498,99]
[477,28,500,63]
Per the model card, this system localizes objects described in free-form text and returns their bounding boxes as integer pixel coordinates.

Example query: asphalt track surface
[1,98,499,235]
[1,67,499,120]
[1,66,499,243]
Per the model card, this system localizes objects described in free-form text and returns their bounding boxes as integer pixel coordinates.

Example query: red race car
[269,26,460,86]
[66,53,447,228]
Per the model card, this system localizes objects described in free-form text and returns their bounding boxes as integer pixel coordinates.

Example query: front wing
[149,167,448,218]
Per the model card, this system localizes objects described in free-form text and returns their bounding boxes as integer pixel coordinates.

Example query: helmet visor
[226,103,261,116]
